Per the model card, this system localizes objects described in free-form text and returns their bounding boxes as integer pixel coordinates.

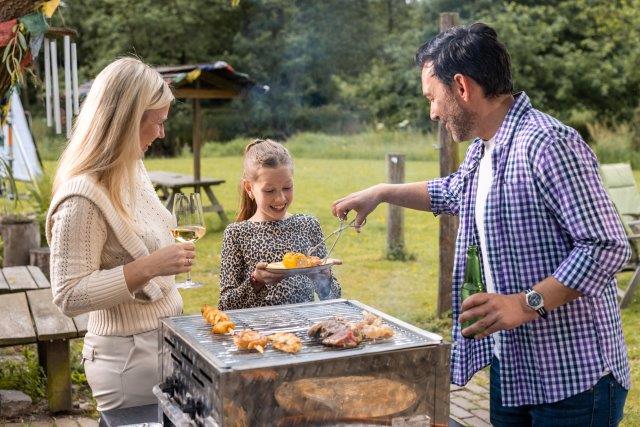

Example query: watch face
[528,292,542,307]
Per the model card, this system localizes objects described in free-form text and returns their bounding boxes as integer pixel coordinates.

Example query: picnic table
[148,171,229,223]
[0,266,87,413]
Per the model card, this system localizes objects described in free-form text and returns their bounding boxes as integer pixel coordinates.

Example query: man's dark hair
[415,23,513,97]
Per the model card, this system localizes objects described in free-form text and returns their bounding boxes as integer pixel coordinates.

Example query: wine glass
[171,193,206,289]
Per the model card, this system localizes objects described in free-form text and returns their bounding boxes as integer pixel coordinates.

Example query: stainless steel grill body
[157,299,450,426]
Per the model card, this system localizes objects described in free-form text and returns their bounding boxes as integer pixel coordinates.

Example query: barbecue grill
[154,299,450,426]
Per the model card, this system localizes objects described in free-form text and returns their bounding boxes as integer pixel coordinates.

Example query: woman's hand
[124,242,195,292]
[147,242,196,276]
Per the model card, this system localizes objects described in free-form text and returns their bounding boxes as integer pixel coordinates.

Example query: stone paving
[450,370,492,427]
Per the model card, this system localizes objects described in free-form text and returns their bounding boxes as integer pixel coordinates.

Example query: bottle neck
[464,247,483,288]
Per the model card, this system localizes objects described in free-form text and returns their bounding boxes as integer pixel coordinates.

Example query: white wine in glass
[171,193,206,289]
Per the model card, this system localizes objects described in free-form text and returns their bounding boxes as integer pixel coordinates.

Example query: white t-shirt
[474,137,501,358]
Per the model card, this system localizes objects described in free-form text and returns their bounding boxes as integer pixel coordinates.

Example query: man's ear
[452,73,474,102]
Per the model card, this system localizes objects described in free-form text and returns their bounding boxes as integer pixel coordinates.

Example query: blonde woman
[46,57,195,410]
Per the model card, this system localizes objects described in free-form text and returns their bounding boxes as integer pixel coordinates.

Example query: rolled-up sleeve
[536,135,631,298]
[428,171,463,216]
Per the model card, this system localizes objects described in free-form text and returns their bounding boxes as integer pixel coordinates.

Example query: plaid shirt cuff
[553,248,612,298]
[427,179,444,216]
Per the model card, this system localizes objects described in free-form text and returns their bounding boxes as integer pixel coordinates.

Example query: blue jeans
[490,357,628,427]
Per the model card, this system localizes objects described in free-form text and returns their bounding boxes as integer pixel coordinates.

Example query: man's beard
[444,93,476,142]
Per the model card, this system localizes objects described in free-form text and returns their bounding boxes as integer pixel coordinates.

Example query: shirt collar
[472,91,532,148]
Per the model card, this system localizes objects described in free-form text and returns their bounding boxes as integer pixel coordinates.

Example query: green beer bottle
[461,245,485,338]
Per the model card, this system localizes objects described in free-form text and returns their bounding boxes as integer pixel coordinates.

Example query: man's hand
[331,185,383,230]
[459,293,538,340]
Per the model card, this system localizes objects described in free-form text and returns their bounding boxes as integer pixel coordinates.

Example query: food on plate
[307,318,362,348]
[282,252,323,268]
[233,329,269,353]
[201,304,236,334]
[267,332,303,354]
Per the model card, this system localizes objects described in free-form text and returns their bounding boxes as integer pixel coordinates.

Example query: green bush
[589,122,640,169]
[0,346,46,401]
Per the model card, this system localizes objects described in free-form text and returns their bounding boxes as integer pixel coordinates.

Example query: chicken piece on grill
[352,311,395,341]
[267,332,303,354]
[358,324,395,340]
[308,318,362,348]
[234,330,269,353]
[212,321,236,335]
[201,304,236,334]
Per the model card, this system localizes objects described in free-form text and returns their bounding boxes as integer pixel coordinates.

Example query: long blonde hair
[236,139,293,221]
[52,57,174,222]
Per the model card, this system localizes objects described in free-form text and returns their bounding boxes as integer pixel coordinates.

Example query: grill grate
[165,299,442,370]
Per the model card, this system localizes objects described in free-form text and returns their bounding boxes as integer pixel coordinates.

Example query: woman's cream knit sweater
[46,163,182,336]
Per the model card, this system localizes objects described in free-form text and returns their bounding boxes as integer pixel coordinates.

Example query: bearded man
[331,22,630,426]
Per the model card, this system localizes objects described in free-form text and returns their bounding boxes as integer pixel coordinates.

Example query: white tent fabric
[1,91,43,182]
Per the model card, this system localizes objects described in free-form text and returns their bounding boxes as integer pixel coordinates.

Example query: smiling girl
[218,139,341,310]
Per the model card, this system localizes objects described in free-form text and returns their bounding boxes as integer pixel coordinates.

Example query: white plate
[265,259,340,275]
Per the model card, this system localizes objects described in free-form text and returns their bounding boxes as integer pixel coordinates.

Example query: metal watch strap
[525,288,548,319]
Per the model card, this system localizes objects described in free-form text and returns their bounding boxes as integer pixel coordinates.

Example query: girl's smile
[244,166,294,222]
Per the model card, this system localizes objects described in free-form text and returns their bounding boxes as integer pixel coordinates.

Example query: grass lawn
[34,141,639,424]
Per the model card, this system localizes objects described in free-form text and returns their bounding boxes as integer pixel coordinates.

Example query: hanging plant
[2,21,29,86]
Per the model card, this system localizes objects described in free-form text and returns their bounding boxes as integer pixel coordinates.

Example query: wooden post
[437,12,460,318]
[386,154,405,259]
[1,220,41,267]
[38,339,72,412]
[30,247,51,280]
[192,98,202,182]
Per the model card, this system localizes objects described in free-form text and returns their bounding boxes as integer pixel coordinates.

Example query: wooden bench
[0,266,87,413]
[148,170,229,223]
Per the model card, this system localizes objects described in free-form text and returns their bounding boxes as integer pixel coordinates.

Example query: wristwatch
[524,289,548,319]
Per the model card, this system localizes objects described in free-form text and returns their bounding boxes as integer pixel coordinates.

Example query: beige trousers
[82,329,159,411]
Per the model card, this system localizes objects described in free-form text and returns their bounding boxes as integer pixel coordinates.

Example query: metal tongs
[307,216,366,262]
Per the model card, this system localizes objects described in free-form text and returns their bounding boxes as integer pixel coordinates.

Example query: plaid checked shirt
[428,92,631,406]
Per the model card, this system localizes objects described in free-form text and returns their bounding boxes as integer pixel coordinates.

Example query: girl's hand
[253,262,285,285]
[319,258,342,277]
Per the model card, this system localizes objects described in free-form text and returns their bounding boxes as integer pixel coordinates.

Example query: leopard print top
[219,214,341,310]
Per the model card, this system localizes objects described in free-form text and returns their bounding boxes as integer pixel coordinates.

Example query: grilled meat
[267,332,303,354]
[202,304,236,334]
[308,317,362,348]
[321,328,361,348]
[308,318,351,339]
[233,329,269,353]
[309,312,395,348]
[352,311,395,341]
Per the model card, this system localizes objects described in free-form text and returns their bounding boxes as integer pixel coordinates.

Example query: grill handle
[152,384,218,427]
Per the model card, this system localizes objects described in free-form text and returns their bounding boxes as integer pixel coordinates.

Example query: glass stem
[186,270,192,283]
